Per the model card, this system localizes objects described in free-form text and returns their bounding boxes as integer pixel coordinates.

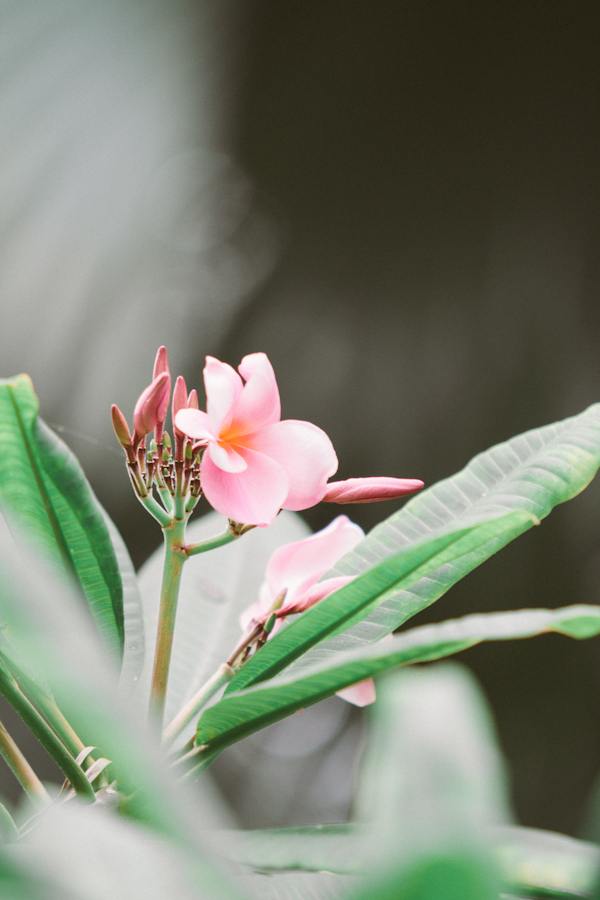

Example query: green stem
[138,493,172,528]
[186,530,238,556]
[0,666,95,801]
[0,718,49,805]
[158,486,173,514]
[162,663,234,746]
[173,462,185,519]
[185,491,201,514]
[149,517,188,726]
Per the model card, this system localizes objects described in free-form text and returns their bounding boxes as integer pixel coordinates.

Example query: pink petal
[239,598,264,631]
[266,515,363,608]
[200,446,289,526]
[230,353,281,435]
[247,419,338,512]
[281,575,354,615]
[175,408,215,443]
[207,440,248,473]
[323,476,424,504]
[204,356,243,434]
[336,678,376,707]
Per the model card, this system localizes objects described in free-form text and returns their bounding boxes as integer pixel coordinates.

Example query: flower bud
[172,376,188,433]
[153,345,170,380]
[132,372,170,442]
[187,389,199,410]
[322,476,424,504]
[111,404,132,447]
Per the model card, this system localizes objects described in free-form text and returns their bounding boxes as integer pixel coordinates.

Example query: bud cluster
[111,347,204,517]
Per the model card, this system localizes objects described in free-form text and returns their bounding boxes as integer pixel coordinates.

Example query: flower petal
[229,353,281,436]
[247,419,338,511]
[200,447,289,526]
[204,356,243,434]
[336,679,376,707]
[207,441,248,473]
[175,408,215,443]
[281,575,354,615]
[265,515,363,607]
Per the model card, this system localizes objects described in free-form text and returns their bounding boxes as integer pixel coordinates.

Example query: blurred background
[2,0,600,838]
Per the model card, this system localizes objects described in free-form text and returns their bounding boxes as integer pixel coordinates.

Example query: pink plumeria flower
[175,353,338,526]
[240,515,377,707]
[323,476,424,504]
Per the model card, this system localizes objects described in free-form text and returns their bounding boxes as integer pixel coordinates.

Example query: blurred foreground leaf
[0,375,124,657]
[0,512,242,899]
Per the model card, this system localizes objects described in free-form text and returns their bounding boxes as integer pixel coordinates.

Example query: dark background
[2,0,600,837]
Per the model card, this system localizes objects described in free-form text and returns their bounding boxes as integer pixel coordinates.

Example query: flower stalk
[0,718,49,806]
[162,663,234,746]
[149,516,188,727]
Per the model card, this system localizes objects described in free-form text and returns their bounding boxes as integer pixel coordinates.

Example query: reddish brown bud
[111,404,132,447]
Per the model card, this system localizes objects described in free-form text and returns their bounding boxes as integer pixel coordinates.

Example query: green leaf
[493,825,600,899]
[104,511,144,689]
[136,510,310,743]
[234,402,600,694]
[197,605,600,753]
[215,823,365,875]
[235,870,353,900]
[228,511,534,693]
[220,823,600,899]
[0,375,124,656]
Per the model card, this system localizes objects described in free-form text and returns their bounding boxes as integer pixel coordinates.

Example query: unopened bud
[322,477,424,504]
[172,375,188,437]
[133,372,171,441]
[185,441,193,460]
[187,389,199,410]
[162,447,170,463]
[111,405,132,447]
[263,613,277,635]
[162,431,171,449]
[153,345,170,380]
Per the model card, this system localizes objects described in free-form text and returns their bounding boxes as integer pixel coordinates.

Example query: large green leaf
[228,511,534,693]
[0,375,123,656]
[233,403,600,693]
[197,604,600,753]
[136,510,310,742]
